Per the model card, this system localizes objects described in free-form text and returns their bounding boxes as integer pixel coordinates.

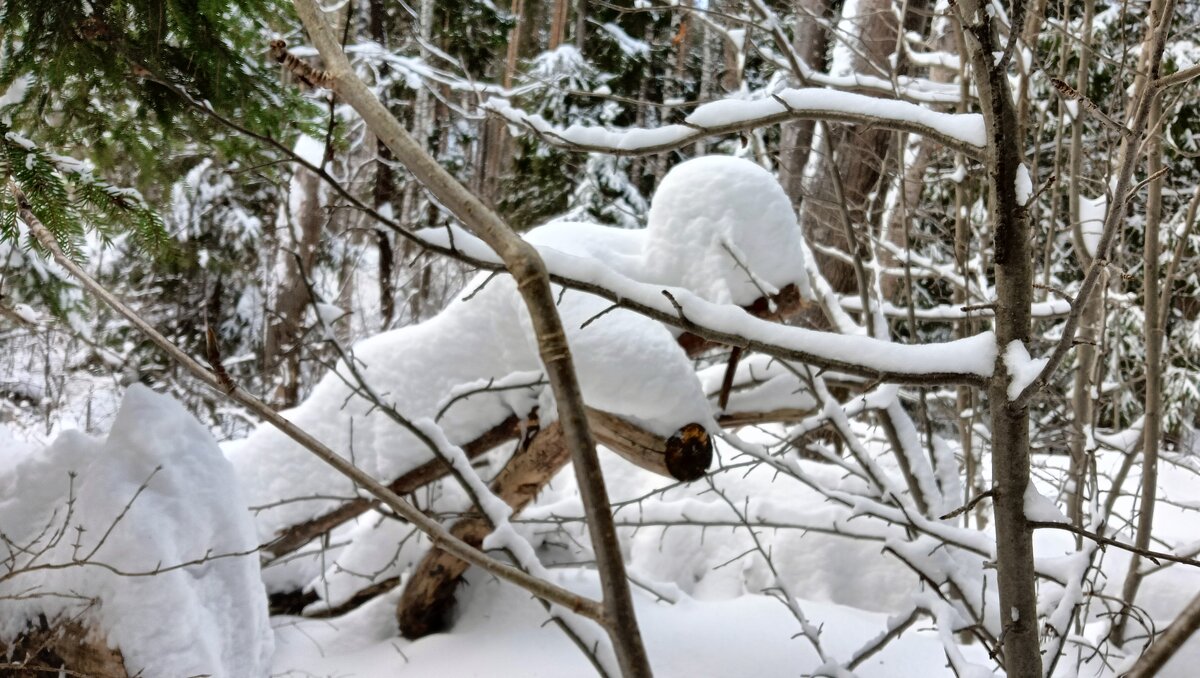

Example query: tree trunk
[958,0,1040,670]
[264,164,323,407]
[778,0,830,208]
[1115,95,1165,645]
[800,0,897,295]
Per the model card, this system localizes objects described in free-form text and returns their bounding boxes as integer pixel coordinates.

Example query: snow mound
[0,385,272,677]
[644,156,811,305]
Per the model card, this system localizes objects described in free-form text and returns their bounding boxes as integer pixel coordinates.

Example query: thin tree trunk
[955,0,1039,670]
[287,6,654,672]
[1066,0,1098,545]
[264,165,323,407]
[1115,95,1166,645]
[800,0,897,295]
[778,0,829,208]
[549,0,569,50]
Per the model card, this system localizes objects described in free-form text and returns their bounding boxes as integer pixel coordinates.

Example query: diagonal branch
[286,3,652,672]
[9,179,607,626]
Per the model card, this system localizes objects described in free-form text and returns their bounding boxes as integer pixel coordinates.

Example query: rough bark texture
[1115,96,1166,645]
[777,0,830,207]
[800,0,897,295]
[397,417,712,637]
[1,622,127,677]
[956,0,1040,671]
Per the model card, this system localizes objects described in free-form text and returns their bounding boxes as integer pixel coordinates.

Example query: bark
[1,622,127,677]
[800,0,897,295]
[265,409,713,561]
[398,417,711,637]
[591,412,711,481]
[549,0,569,50]
[264,165,324,407]
[371,0,397,330]
[264,415,526,559]
[573,0,586,49]
[777,0,831,208]
[956,0,1039,671]
[1066,0,1098,544]
[1126,588,1200,677]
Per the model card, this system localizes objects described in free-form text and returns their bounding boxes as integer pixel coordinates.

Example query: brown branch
[1125,588,1200,677]
[284,7,651,668]
[1049,77,1131,137]
[265,408,713,562]
[1028,521,1200,569]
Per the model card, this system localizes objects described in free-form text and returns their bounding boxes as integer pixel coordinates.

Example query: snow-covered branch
[486,88,986,158]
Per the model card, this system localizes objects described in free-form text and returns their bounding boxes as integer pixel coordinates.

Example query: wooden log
[1,622,127,677]
[398,421,571,637]
[267,408,714,563]
[587,408,711,482]
[397,418,713,637]
[264,285,802,562]
[263,414,525,559]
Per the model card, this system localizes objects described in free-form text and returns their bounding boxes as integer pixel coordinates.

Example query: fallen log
[264,285,803,563]
[1,621,127,677]
[263,414,526,559]
[397,421,571,637]
[266,409,713,563]
[397,417,711,637]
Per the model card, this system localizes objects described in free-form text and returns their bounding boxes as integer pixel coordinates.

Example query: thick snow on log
[0,385,272,677]
[227,156,813,548]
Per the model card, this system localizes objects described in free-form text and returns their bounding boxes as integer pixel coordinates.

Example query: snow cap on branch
[643,156,812,306]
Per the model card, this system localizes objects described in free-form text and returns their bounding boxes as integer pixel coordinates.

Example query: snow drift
[0,385,272,677]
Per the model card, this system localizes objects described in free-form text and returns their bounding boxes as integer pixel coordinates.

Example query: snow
[11,302,38,324]
[420,211,999,383]
[1002,340,1047,400]
[600,22,650,58]
[641,156,810,305]
[1023,483,1068,523]
[229,156,827,549]
[273,554,992,678]
[0,385,272,677]
[1015,163,1033,206]
[1078,193,1107,259]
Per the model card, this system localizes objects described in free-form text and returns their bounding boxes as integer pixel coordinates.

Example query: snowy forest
[1,0,1200,675]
